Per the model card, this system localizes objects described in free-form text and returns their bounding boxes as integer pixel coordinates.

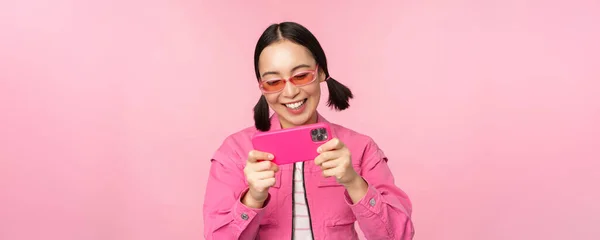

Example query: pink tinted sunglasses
[258,65,325,93]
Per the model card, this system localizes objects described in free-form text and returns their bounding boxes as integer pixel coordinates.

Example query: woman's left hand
[314,138,359,186]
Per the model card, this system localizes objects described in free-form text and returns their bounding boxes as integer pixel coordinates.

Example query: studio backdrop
[1,0,599,239]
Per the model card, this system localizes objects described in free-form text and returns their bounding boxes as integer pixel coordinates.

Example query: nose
[281,80,300,98]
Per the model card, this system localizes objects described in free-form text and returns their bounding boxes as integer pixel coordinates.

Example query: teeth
[285,100,305,109]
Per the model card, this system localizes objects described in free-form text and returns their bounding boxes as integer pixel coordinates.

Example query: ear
[319,69,327,83]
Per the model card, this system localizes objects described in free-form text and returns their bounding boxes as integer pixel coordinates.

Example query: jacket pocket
[272,170,281,188]
[260,215,279,226]
[325,215,359,240]
[325,214,356,227]
[259,170,283,226]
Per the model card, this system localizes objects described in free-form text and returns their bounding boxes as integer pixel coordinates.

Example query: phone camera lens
[317,135,324,141]
[319,128,326,134]
[311,129,318,136]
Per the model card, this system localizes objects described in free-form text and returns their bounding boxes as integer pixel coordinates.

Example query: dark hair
[253,22,354,131]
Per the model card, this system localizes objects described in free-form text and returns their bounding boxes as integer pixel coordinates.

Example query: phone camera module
[319,128,326,135]
[310,127,328,142]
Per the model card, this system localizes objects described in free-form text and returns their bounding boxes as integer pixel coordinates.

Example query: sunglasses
[258,65,320,93]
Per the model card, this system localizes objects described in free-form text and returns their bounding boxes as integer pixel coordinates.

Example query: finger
[317,138,345,153]
[254,178,276,191]
[320,158,341,170]
[314,150,342,166]
[251,170,275,180]
[269,163,279,172]
[248,150,274,163]
[322,166,341,178]
[252,160,274,171]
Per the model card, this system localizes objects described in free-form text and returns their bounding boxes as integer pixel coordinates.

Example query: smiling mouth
[283,98,307,110]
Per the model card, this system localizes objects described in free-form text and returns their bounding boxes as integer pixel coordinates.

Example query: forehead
[258,40,315,73]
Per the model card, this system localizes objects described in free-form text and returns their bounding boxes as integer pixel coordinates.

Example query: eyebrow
[261,64,312,78]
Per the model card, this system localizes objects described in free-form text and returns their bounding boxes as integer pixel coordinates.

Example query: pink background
[1,0,599,239]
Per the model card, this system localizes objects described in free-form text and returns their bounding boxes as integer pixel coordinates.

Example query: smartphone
[251,122,333,165]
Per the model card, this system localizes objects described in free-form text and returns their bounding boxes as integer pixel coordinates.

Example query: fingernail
[268,154,274,160]
[317,147,322,153]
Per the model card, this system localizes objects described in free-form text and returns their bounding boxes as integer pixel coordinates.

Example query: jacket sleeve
[203,138,271,240]
[344,138,415,240]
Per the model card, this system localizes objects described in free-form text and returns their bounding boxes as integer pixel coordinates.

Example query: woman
[203,22,414,240]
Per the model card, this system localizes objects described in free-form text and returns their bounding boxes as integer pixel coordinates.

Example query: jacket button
[369,198,376,206]
[241,213,249,220]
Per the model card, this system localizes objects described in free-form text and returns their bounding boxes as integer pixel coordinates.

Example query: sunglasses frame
[258,65,322,94]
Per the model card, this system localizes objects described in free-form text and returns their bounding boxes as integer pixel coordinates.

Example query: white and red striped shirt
[293,162,313,240]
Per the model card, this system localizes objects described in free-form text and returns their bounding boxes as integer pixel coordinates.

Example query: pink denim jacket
[203,114,414,239]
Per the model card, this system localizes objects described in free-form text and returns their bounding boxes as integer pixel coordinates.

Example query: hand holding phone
[242,150,279,208]
[251,122,333,165]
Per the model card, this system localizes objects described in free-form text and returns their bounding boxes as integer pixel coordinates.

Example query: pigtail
[326,77,353,111]
[253,95,271,131]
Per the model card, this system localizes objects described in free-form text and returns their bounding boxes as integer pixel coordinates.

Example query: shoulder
[212,125,258,166]
[330,122,374,144]
[219,125,257,148]
[329,122,384,162]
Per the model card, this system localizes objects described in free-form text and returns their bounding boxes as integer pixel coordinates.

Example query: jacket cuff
[344,180,383,218]
[233,188,270,227]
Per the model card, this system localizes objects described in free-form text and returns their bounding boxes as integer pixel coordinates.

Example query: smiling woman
[252,22,354,131]
[202,22,415,240]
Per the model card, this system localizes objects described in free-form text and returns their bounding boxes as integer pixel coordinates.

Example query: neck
[279,112,318,129]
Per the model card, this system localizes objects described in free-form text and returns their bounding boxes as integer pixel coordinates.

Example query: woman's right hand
[242,150,279,208]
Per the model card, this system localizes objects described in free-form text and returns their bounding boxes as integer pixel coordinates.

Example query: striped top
[293,162,313,240]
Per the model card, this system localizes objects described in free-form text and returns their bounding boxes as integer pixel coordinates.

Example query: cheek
[305,84,322,98]
[264,94,280,106]
[302,81,321,98]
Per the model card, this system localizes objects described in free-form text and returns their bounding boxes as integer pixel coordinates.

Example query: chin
[287,115,312,125]
[275,105,317,127]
